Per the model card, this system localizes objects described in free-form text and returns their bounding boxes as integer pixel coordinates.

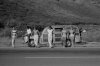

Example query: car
[39,25,81,47]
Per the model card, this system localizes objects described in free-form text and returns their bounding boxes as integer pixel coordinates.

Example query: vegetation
[0,0,100,42]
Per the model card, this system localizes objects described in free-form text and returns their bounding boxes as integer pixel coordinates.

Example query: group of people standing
[25,26,39,47]
[62,27,75,47]
[47,26,75,48]
[11,26,39,48]
[11,26,79,48]
[24,26,54,48]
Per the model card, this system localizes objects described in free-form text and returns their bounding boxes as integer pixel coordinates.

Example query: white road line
[24,56,100,59]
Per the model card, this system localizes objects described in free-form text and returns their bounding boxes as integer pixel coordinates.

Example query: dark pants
[27,34,31,47]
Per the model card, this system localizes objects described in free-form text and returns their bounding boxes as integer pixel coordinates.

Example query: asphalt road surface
[0,47,100,66]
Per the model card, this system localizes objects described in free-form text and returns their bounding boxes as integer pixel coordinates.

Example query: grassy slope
[21,0,100,24]
[1,0,100,25]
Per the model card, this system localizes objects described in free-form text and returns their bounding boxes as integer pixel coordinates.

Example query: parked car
[39,25,81,47]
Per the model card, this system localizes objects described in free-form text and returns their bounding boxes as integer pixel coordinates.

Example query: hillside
[1,0,100,27]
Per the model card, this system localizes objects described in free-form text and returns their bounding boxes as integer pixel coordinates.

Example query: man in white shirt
[27,27,32,35]
[47,26,53,48]
[26,26,32,46]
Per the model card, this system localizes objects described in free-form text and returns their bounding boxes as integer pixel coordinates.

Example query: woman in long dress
[33,28,39,47]
[69,28,75,47]
[62,28,67,47]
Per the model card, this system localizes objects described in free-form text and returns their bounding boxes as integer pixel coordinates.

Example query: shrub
[0,27,11,37]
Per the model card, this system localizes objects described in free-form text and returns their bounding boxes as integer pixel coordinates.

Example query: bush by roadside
[0,25,100,42]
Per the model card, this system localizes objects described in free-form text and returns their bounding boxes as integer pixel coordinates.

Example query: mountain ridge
[1,0,100,27]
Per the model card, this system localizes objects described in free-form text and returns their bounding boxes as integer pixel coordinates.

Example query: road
[0,47,100,66]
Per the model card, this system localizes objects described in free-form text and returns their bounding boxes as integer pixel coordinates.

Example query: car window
[54,28,63,32]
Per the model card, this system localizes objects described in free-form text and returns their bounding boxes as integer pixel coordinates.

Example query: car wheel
[65,40,72,47]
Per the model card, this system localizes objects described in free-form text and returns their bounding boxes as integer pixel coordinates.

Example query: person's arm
[37,30,39,35]
[52,29,54,34]
[47,29,49,34]
[61,30,63,36]
[66,32,69,39]
[11,30,13,37]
